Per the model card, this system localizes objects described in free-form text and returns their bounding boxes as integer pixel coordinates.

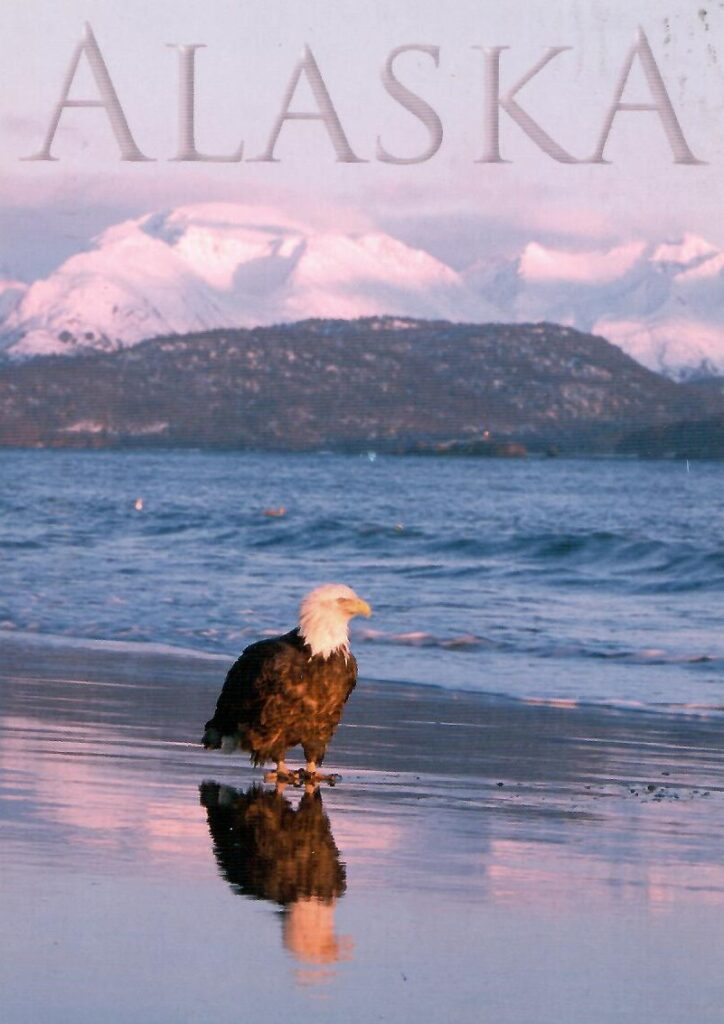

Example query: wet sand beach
[2,631,724,1024]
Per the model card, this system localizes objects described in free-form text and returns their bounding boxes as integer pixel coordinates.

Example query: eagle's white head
[298,583,372,659]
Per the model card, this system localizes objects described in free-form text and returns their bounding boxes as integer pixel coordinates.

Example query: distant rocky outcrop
[0,317,720,452]
[618,416,724,460]
[404,438,529,458]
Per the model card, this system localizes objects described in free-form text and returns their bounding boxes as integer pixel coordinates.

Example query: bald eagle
[202,584,372,782]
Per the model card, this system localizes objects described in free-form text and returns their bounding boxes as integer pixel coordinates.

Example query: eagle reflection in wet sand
[199,782,353,972]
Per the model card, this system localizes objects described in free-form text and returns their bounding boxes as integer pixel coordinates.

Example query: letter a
[252,46,365,163]
[589,27,703,164]
[24,22,151,161]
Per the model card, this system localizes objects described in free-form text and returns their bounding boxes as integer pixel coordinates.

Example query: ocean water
[1,449,723,711]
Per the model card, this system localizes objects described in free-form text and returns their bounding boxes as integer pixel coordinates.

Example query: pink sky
[0,2,722,278]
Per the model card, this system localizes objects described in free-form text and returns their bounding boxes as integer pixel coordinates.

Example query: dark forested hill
[0,318,719,452]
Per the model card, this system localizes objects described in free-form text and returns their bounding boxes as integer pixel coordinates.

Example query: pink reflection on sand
[283,897,354,966]
[0,714,210,866]
[485,838,724,910]
[331,816,404,858]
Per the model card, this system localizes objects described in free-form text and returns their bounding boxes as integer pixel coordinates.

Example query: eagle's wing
[342,653,358,704]
[203,629,304,742]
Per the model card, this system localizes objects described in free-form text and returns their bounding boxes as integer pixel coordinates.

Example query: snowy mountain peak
[650,233,719,269]
[1,203,497,358]
[465,234,724,381]
[519,240,646,285]
[0,279,27,320]
[1,204,724,381]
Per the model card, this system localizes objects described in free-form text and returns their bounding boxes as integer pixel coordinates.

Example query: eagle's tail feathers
[201,725,221,749]
[202,721,245,752]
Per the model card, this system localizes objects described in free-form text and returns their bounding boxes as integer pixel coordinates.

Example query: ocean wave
[0,626,229,662]
[2,627,724,720]
[429,529,724,582]
[235,518,724,591]
[357,628,486,650]
[355,627,724,667]
[9,494,724,593]
[4,617,719,671]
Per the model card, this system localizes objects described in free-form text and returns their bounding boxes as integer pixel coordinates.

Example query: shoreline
[1,443,723,461]
[2,626,723,722]
[3,627,724,782]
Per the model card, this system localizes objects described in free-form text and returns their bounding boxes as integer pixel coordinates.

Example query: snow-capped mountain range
[1,203,723,380]
[465,234,724,380]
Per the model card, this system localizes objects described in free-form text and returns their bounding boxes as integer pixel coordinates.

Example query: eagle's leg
[300,747,320,781]
[264,757,296,784]
[301,752,340,786]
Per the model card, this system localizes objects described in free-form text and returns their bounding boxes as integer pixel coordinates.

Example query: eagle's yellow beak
[338,596,372,618]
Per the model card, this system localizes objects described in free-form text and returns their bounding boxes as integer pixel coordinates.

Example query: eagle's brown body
[203,628,357,767]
